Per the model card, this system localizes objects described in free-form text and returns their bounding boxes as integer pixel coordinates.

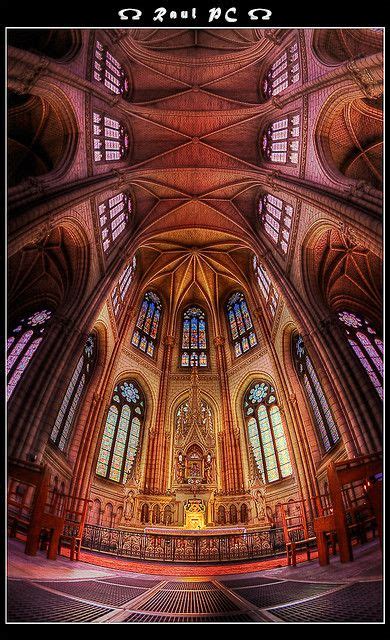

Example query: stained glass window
[111,256,136,317]
[181,306,208,367]
[262,113,300,164]
[226,292,257,358]
[93,40,129,96]
[253,256,279,317]
[293,334,340,453]
[131,291,162,358]
[244,381,292,483]
[263,40,300,98]
[338,310,383,399]
[258,193,293,254]
[7,309,52,400]
[93,111,129,163]
[98,192,132,253]
[96,380,145,483]
[50,334,96,451]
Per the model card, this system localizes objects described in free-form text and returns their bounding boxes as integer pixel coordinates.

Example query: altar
[143,526,247,535]
[184,498,205,529]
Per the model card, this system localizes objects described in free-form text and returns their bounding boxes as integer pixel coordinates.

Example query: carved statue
[124,488,135,520]
[254,488,266,519]
[249,477,267,522]
[176,452,185,483]
[205,453,213,483]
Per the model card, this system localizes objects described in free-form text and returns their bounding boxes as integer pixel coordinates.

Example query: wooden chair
[313,452,382,565]
[58,495,92,561]
[7,458,65,560]
[312,492,338,567]
[280,499,316,566]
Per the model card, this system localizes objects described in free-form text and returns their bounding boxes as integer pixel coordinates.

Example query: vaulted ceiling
[112,29,277,315]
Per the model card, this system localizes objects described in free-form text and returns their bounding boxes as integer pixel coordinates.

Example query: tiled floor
[7,538,383,623]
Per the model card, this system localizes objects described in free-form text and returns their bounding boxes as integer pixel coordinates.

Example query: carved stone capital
[272,95,284,110]
[93,391,102,404]
[17,57,50,93]
[214,335,225,347]
[25,176,46,196]
[347,59,383,99]
[164,334,175,347]
[264,29,283,45]
[109,94,122,108]
[289,392,297,405]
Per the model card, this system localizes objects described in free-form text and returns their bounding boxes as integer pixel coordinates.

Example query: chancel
[7,27,383,624]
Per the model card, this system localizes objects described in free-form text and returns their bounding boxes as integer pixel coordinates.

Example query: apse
[7,27,383,624]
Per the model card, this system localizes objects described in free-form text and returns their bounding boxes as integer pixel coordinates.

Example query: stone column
[214,336,244,492]
[146,334,175,493]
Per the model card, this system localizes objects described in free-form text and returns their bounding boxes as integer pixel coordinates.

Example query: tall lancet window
[293,334,340,453]
[50,334,96,451]
[262,113,300,165]
[258,193,293,254]
[181,306,208,367]
[338,311,383,399]
[98,192,132,253]
[96,380,145,483]
[226,292,257,358]
[262,40,300,98]
[7,309,52,400]
[244,381,292,483]
[93,111,129,163]
[131,291,162,358]
[93,40,129,96]
[253,256,279,318]
[111,256,136,318]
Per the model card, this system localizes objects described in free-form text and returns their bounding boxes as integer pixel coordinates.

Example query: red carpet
[75,548,319,576]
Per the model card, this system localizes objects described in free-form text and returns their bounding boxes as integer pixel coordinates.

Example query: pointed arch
[96,378,146,484]
[180,305,209,367]
[243,379,293,483]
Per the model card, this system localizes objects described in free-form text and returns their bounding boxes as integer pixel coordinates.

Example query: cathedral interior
[7,27,383,624]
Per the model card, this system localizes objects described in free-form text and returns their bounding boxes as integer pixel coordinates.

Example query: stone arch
[168,388,220,488]
[102,502,113,527]
[89,498,101,525]
[315,88,383,191]
[7,84,79,188]
[240,502,248,524]
[217,505,226,525]
[65,321,109,467]
[8,29,82,62]
[152,504,161,525]
[301,222,382,328]
[8,219,91,325]
[115,505,123,527]
[91,370,155,491]
[229,503,238,524]
[312,29,383,66]
[141,503,149,524]
[233,370,290,487]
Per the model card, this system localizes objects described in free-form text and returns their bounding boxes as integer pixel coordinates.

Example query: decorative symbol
[338,311,362,328]
[249,383,268,403]
[27,310,52,326]
[120,382,140,403]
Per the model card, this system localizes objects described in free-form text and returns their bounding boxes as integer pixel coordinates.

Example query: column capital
[214,335,225,347]
[163,334,175,347]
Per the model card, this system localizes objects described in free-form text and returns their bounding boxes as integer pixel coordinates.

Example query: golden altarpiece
[118,368,267,531]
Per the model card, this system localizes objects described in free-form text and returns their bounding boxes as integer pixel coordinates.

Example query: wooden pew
[280,499,316,566]
[7,459,65,560]
[8,459,49,540]
[58,495,92,561]
[313,452,382,565]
